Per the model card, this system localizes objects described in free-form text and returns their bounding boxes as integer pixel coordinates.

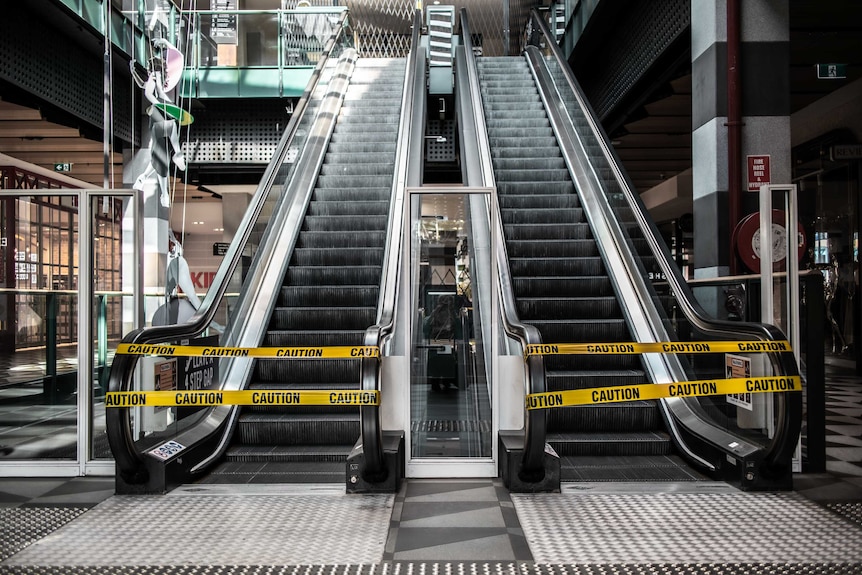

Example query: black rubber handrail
[526,10,801,479]
[106,11,351,485]
[357,9,424,481]
[459,9,548,480]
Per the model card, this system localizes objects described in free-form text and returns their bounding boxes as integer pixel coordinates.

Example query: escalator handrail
[459,8,548,478]
[526,10,801,473]
[358,9,424,480]
[106,11,351,484]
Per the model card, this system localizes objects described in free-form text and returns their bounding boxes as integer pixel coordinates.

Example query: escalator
[200,58,407,483]
[458,8,801,491]
[107,8,423,491]
[476,56,699,481]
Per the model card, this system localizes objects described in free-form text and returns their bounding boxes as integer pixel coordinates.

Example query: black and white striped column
[691,0,791,278]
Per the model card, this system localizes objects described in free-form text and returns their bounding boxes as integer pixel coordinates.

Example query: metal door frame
[403,186,498,478]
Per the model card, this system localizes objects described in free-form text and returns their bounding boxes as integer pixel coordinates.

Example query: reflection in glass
[410,193,490,459]
[0,194,127,460]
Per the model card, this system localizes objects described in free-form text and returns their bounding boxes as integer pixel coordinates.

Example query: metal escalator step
[512,276,614,297]
[502,208,585,224]
[254,359,361,384]
[505,239,598,258]
[493,157,566,171]
[516,296,620,319]
[488,136,558,149]
[545,370,646,389]
[268,307,375,330]
[279,286,378,307]
[510,257,604,277]
[295,231,386,248]
[262,330,366,347]
[318,162,395,176]
[544,354,644,371]
[285,265,381,285]
[499,194,580,210]
[306,200,390,216]
[235,413,360,446]
[311,188,390,202]
[291,248,384,266]
[496,181,576,194]
[315,174,393,188]
[529,318,630,342]
[548,403,660,432]
[503,222,592,240]
[559,454,709,482]
[225,445,351,463]
[548,432,672,457]
[202,460,346,484]
[302,215,388,232]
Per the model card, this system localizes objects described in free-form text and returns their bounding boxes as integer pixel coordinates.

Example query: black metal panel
[183,100,290,164]
[0,2,135,145]
[569,0,690,123]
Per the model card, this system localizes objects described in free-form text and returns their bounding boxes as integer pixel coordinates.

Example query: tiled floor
[0,358,859,573]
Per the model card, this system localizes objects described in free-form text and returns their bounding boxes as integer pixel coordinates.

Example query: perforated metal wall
[571,0,690,121]
[182,100,289,163]
[426,119,456,162]
[0,5,135,145]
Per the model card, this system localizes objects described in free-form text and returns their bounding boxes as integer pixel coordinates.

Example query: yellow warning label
[105,389,380,408]
[116,344,380,359]
[525,376,801,410]
[524,340,791,356]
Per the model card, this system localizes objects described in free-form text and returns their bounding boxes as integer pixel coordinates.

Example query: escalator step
[269,307,375,330]
[279,286,378,307]
[548,432,672,456]
[254,358,361,383]
[292,247,384,266]
[505,239,598,258]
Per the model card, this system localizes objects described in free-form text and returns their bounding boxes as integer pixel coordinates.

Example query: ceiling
[606,0,862,217]
[2,1,860,232]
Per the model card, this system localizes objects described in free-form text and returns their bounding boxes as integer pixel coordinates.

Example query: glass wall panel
[410,192,491,459]
[0,193,128,462]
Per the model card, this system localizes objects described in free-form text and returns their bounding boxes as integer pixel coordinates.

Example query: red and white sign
[747,155,771,191]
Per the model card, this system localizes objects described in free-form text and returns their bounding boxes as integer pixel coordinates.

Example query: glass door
[406,187,496,478]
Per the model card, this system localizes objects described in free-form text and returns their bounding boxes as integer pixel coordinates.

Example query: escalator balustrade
[477,56,702,481]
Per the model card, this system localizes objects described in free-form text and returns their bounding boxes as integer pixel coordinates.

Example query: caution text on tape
[524,340,790,356]
[105,389,380,408]
[116,343,379,358]
[525,375,801,410]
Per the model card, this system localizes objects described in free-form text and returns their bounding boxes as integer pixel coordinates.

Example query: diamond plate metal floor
[513,482,862,565]
[0,480,862,574]
[3,484,393,567]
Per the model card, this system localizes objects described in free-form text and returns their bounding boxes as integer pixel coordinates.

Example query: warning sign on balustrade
[747,155,771,191]
[726,354,752,410]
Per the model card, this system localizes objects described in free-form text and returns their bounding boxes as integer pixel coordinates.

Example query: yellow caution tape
[524,340,791,356]
[105,389,380,408]
[116,343,379,359]
[525,375,801,410]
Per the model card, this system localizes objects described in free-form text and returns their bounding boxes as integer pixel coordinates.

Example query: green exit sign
[816,63,846,79]
[54,163,73,172]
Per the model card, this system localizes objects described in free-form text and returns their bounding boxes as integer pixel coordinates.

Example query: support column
[691,0,790,279]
